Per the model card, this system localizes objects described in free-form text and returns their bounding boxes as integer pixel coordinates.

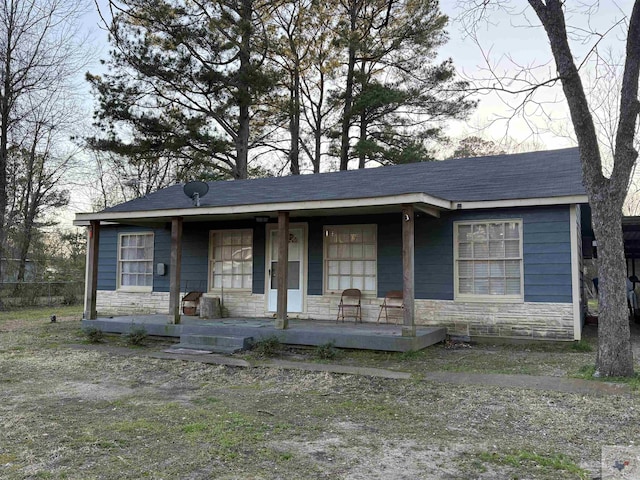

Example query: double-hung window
[324,225,376,293]
[118,233,154,291]
[455,220,523,301]
[209,230,253,290]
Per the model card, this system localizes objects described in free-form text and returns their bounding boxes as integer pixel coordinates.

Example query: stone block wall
[306,295,391,323]
[214,292,265,318]
[414,300,575,340]
[96,290,575,340]
[96,290,265,317]
[96,290,170,315]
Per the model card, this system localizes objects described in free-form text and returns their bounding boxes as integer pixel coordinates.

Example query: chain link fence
[0,281,84,308]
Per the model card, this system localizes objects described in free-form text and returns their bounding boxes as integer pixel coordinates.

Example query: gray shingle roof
[103,147,585,213]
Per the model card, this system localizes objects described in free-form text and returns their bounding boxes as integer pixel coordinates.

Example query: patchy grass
[1,308,640,478]
[478,450,589,479]
[573,365,640,391]
[0,305,82,324]
[301,337,598,378]
[570,339,593,352]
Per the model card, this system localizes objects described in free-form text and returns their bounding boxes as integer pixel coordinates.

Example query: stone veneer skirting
[96,290,171,315]
[96,290,575,340]
[95,290,266,317]
[306,295,574,340]
[413,299,574,340]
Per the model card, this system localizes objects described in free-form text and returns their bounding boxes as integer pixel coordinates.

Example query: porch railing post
[168,217,183,324]
[275,211,289,329]
[402,205,416,337]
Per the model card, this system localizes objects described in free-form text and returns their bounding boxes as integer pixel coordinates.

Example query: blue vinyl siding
[97,225,165,291]
[97,205,573,304]
[415,216,454,300]
[307,222,324,296]
[96,229,118,291]
[376,216,403,297]
[179,224,209,293]
[415,206,572,303]
[98,221,260,293]
[252,225,266,295]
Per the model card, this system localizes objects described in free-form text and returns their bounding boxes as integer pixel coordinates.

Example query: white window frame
[454,219,524,303]
[208,229,253,292]
[117,232,154,292]
[323,224,377,295]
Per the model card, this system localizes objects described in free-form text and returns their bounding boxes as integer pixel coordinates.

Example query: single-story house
[75,147,588,342]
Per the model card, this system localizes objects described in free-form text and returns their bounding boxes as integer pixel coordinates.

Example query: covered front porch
[78,193,449,346]
[82,315,447,353]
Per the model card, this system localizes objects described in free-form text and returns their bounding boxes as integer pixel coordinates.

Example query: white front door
[267,226,305,313]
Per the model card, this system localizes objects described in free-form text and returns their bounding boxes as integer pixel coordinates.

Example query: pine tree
[335,0,475,169]
[88,0,276,180]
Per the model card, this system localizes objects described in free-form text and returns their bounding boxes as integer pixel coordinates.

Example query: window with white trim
[209,230,253,290]
[455,220,523,300]
[118,233,154,290]
[324,225,376,293]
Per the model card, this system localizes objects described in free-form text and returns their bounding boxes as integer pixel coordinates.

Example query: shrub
[251,336,282,357]
[315,341,339,360]
[83,326,104,343]
[61,282,83,306]
[124,326,148,346]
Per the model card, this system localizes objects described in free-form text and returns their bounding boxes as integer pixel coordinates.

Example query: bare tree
[460,1,640,376]
[0,0,90,286]
[88,147,186,210]
[6,87,80,283]
[259,0,342,175]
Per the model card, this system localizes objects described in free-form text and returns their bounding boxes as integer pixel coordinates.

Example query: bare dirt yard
[1,308,640,479]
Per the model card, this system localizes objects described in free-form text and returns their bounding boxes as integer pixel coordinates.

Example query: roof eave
[452,194,588,210]
[72,192,589,226]
[73,192,451,226]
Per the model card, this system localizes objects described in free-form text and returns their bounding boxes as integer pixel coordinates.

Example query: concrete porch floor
[82,315,447,352]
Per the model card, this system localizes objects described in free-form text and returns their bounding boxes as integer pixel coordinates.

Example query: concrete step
[173,334,253,353]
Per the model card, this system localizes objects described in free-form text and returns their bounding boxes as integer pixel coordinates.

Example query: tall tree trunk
[311,69,325,174]
[0,19,13,299]
[592,202,633,376]
[235,0,253,180]
[339,0,357,171]
[16,153,36,284]
[15,225,31,283]
[528,0,640,376]
[289,69,300,175]
[358,60,367,169]
[358,113,367,169]
[313,127,321,174]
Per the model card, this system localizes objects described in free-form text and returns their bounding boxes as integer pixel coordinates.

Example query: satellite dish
[183,181,209,207]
